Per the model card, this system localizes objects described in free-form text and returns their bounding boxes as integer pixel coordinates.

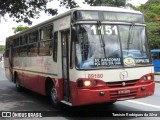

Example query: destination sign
[75,11,144,23]
[94,58,122,66]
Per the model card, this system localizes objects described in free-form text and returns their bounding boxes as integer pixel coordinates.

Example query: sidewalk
[0,61,4,69]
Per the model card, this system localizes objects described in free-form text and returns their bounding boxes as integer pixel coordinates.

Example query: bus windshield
[75,24,151,69]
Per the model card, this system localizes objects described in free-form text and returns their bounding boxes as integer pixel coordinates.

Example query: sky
[0,0,148,45]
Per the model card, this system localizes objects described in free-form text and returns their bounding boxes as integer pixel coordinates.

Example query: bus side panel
[15,70,64,98]
[20,71,46,95]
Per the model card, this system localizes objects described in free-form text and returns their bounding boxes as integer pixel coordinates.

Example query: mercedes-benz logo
[120,71,128,80]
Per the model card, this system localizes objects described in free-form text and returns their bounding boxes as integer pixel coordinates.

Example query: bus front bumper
[71,82,155,106]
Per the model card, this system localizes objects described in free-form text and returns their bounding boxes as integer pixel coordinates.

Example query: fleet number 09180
[88,74,103,79]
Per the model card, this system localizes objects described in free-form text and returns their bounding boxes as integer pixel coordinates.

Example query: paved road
[0,62,160,120]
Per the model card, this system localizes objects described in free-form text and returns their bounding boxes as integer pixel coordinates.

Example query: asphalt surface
[0,62,160,120]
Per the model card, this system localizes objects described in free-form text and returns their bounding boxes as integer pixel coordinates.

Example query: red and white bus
[4,6,155,108]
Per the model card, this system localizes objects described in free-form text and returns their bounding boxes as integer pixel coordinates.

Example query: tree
[0,0,78,25]
[12,25,29,34]
[84,0,126,7]
[58,0,78,8]
[147,22,160,49]
[136,0,160,22]
[0,45,5,53]
[136,0,160,49]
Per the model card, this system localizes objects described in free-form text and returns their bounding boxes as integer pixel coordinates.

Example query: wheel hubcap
[51,88,58,104]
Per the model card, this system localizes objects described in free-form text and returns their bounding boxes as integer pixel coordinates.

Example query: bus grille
[109,88,138,100]
[106,80,138,88]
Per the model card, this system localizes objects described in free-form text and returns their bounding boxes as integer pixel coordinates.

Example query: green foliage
[147,22,160,49]
[136,0,160,49]
[145,11,158,22]
[84,0,126,7]
[12,25,29,34]
[58,0,78,8]
[0,0,77,25]
[136,0,160,21]
[0,45,5,52]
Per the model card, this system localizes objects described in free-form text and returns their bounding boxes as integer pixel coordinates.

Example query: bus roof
[72,6,142,14]
[151,49,160,53]
[7,6,142,39]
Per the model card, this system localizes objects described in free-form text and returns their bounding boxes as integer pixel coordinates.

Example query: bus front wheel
[50,86,62,109]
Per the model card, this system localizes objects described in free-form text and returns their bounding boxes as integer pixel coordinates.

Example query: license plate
[118,90,130,94]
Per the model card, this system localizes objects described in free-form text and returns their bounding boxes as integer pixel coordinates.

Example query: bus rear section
[4,37,14,82]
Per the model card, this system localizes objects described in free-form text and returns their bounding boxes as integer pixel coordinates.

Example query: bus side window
[19,46,27,57]
[29,31,38,43]
[19,35,28,57]
[39,25,53,56]
[13,48,19,57]
[53,31,58,62]
[28,43,38,57]
[28,31,38,57]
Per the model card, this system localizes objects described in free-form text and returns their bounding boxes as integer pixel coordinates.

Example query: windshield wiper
[127,22,135,55]
[97,21,106,58]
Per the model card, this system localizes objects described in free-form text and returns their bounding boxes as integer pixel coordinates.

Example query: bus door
[9,43,13,81]
[61,30,71,102]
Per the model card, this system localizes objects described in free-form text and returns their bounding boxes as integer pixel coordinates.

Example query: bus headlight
[144,75,152,80]
[84,81,91,87]
[77,79,106,88]
[141,73,153,82]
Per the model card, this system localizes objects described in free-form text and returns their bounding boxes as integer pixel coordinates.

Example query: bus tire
[50,86,62,109]
[15,75,22,92]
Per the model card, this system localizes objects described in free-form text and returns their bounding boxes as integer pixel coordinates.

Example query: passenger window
[19,46,27,57]
[14,38,20,47]
[29,31,38,43]
[13,48,19,57]
[20,35,28,45]
[39,25,53,56]
[28,43,38,57]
